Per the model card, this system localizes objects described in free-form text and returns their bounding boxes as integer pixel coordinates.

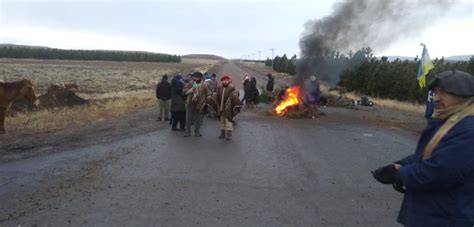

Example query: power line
[270,48,276,68]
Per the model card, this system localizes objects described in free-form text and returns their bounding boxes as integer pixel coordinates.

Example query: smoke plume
[296,0,453,85]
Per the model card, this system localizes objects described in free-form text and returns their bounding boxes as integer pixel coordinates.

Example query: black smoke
[296,0,453,85]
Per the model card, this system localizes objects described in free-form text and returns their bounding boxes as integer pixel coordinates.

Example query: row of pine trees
[340,55,474,103]
[265,54,297,75]
[0,45,181,63]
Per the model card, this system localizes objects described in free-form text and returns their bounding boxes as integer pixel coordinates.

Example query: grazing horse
[0,79,38,133]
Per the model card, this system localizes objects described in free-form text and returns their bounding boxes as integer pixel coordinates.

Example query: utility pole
[270,48,275,68]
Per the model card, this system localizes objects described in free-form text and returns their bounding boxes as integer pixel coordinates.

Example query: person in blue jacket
[372,70,474,227]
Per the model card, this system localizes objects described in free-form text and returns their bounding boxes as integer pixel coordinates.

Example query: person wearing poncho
[208,74,241,141]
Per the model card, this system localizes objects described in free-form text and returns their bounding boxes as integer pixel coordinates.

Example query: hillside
[182,54,226,60]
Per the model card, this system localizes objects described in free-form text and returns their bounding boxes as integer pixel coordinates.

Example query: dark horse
[0,79,38,133]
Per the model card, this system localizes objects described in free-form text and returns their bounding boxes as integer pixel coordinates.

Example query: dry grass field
[0,58,217,96]
[0,58,219,135]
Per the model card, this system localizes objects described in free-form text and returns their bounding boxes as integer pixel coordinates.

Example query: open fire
[274,85,302,116]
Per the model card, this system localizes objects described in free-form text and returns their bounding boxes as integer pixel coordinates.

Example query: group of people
[155,72,240,140]
[241,73,275,108]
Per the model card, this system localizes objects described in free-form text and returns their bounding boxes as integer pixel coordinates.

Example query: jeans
[185,105,204,135]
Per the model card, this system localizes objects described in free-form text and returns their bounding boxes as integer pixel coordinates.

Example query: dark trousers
[171,111,186,130]
[185,106,204,134]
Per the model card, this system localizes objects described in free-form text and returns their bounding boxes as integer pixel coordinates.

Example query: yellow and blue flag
[417,44,434,88]
[418,44,435,118]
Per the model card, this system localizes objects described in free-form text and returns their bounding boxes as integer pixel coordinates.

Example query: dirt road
[0,61,422,226]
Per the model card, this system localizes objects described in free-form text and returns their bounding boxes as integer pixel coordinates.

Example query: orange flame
[275,85,301,116]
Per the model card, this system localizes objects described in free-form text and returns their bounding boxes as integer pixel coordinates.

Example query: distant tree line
[0,46,181,63]
[265,54,297,75]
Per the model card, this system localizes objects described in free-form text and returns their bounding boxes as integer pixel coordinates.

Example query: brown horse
[0,79,38,133]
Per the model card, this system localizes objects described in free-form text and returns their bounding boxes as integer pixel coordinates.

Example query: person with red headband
[209,74,242,140]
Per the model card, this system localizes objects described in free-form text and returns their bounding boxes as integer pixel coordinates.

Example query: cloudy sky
[0,0,472,59]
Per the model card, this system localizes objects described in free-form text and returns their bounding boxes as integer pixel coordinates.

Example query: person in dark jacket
[265,73,275,101]
[244,76,258,109]
[304,75,320,106]
[372,70,474,227]
[209,73,218,93]
[156,74,172,121]
[242,74,250,104]
[266,73,275,96]
[170,74,186,131]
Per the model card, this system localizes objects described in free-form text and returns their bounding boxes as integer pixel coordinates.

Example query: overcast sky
[0,0,472,59]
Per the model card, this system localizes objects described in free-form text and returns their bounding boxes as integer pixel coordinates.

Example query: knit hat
[221,74,231,81]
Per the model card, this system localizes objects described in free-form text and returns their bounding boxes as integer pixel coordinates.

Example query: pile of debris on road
[266,84,376,119]
[325,93,375,107]
[268,84,324,119]
[267,105,324,119]
[324,94,353,107]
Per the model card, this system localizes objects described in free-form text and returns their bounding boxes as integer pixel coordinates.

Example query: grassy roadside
[325,88,424,113]
[370,97,424,113]
[5,92,157,135]
[324,87,424,113]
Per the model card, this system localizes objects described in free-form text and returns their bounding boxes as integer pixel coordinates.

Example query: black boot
[225,130,232,141]
[218,130,225,139]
